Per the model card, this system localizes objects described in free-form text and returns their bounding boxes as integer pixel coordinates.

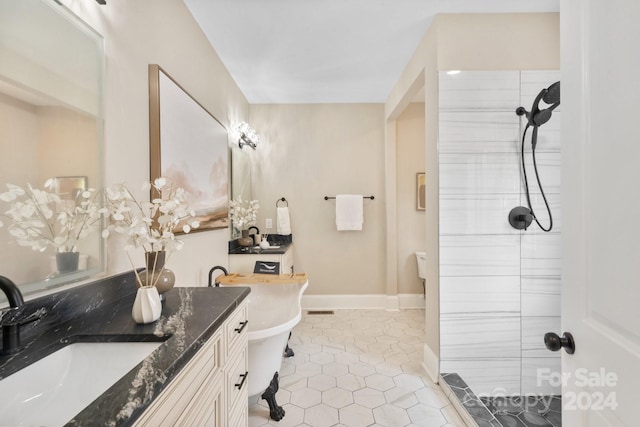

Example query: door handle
[544,332,575,354]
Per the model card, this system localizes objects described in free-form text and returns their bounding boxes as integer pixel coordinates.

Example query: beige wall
[0,93,44,283]
[386,20,440,377]
[38,107,99,188]
[437,13,560,70]
[385,12,560,380]
[60,0,249,286]
[396,103,426,294]
[249,104,386,296]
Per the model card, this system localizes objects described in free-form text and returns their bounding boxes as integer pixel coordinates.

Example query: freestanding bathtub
[214,272,308,421]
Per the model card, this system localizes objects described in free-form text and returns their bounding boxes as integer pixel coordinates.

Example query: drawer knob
[235,371,248,390]
[234,320,248,334]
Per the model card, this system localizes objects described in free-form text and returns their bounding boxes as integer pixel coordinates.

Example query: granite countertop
[228,233,293,255]
[228,242,291,255]
[0,271,250,426]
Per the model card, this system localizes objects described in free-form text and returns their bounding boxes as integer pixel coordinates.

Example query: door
[560,1,640,425]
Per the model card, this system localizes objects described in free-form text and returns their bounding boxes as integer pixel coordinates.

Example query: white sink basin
[0,341,162,426]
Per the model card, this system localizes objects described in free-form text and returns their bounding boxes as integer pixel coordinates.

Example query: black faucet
[0,276,42,355]
[208,266,228,287]
[248,226,260,244]
[0,276,25,309]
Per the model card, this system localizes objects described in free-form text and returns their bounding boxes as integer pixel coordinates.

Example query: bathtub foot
[261,372,285,421]
[284,332,295,358]
[284,343,294,357]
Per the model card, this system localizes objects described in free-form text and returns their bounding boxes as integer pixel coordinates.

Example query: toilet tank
[415,251,427,280]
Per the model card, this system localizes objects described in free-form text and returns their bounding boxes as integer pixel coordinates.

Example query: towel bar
[324,196,374,200]
[276,197,288,207]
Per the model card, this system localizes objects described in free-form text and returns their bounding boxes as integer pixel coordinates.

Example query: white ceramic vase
[132,286,162,324]
[259,237,270,249]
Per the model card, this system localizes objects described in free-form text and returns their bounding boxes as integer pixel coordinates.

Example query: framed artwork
[53,176,87,200]
[149,64,229,232]
[416,172,426,211]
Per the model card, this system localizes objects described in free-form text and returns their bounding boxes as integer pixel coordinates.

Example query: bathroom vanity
[0,271,250,426]
[229,235,294,274]
[134,299,249,426]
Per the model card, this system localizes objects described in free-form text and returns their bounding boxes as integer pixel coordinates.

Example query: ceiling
[185,0,559,104]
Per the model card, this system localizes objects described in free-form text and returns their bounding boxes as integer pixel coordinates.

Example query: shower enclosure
[438,70,561,410]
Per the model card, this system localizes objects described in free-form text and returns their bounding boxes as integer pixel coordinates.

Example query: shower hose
[520,123,553,232]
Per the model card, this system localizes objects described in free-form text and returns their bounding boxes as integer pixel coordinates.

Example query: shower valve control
[544,332,575,354]
[508,206,533,230]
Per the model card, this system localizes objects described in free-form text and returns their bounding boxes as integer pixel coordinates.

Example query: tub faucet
[208,266,228,287]
[0,276,43,355]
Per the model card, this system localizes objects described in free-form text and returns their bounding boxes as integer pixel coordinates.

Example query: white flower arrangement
[0,179,103,253]
[102,177,200,254]
[229,196,259,231]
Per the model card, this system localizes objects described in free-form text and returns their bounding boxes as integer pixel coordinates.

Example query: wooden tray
[215,272,308,285]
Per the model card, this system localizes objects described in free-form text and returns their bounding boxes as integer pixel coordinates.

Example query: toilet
[415,251,426,295]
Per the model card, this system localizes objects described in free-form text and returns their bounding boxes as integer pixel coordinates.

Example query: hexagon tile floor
[248,309,466,427]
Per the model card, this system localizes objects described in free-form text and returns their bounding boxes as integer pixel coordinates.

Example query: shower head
[543,81,560,105]
[515,81,560,128]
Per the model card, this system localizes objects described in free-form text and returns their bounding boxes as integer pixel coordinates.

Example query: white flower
[229,196,259,231]
[154,177,167,188]
[103,177,199,254]
[0,181,103,253]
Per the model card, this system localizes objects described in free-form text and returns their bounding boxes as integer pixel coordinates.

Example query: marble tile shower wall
[438,70,562,397]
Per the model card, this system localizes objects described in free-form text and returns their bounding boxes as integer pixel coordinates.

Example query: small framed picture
[416,172,426,211]
[54,176,88,200]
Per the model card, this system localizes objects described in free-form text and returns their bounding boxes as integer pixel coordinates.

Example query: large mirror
[0,0,104,301]
[230,145,252,239]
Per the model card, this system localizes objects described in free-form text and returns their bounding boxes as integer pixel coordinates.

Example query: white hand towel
[335,194,363,231]
[277,206,291,235]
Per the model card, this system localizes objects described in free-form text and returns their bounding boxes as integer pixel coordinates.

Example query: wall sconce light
[237,121,260,150]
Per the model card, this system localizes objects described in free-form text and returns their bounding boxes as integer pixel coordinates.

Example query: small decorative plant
[0,179,103,253]
[229,196,259,232]
[102,177,200,287]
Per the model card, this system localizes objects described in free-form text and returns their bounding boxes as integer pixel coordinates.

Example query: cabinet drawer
[226,346,248,416]
[224,301,248,359]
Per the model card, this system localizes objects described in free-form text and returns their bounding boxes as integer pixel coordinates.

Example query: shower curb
[439,373,502,427]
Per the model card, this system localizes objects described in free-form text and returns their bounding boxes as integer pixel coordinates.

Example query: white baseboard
[399,293,425,309]
[302,293,425,310]
[386,295,399,311]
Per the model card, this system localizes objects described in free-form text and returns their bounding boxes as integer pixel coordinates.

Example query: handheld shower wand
[509,81,560,232]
